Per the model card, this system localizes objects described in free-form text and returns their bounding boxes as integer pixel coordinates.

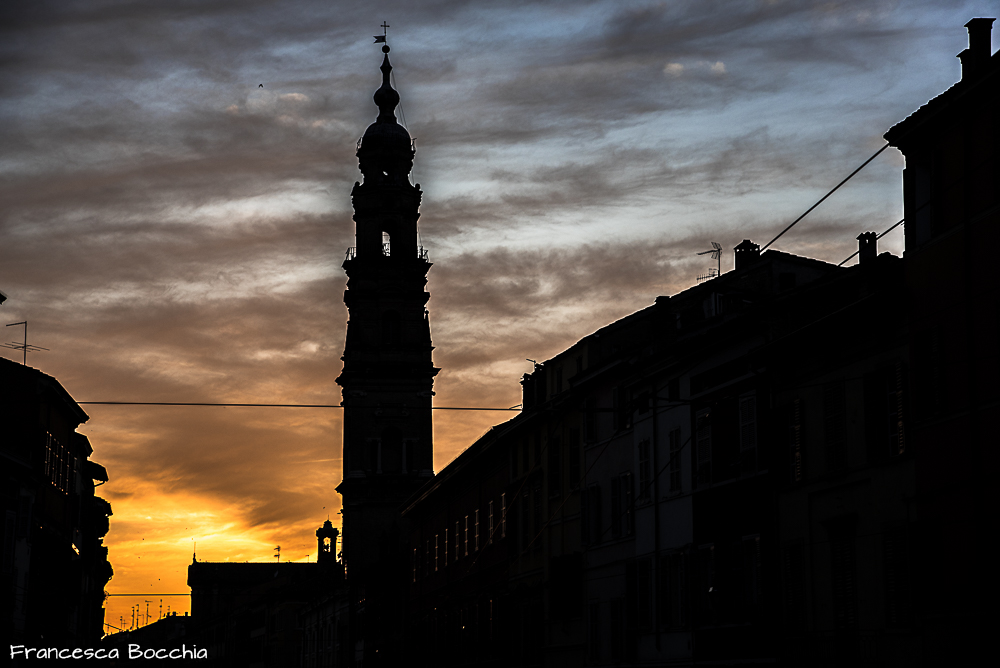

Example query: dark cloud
[0,0,988,618]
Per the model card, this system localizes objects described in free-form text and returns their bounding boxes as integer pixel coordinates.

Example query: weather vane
[3,321,48,365]
[374,21,389,45]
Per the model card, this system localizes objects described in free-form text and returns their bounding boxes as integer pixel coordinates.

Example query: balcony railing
[343,246,430,261]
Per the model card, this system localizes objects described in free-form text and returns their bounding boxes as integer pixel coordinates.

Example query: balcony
[344,246,430,261]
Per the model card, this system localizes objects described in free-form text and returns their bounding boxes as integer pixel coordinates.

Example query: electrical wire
[837,217,905,266]
[761,143,890,252]
[77,401,519,411]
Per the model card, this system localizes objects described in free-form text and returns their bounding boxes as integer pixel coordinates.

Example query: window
[612,387,632,430]
[435,534,439,571]
[500,493,506,538]
[555,366,563,393]
[824,381,847,471]
[585,397,597,441]
[739,393,757,476]
[588,602,601,661]
[521,489,530,549]
[455,521,460,562]
[474,511,479,552]
[742,535,761,618]
[548,436,561,495]
[789,399,803,483]
[609,598,623,662]
[636,558,652,629]
[661,552,688,629]
[638,439,651,502]
[829,519,858,630]
[622,473,634,535]
[611,477,621,539]
[591,484,603,543]
[883,525,912,628]
[888,363,905,456]
[532,483,542,550]
[413,548,417,583]
[522,439,530,473]
[782,541,805,631]
[443,530,447,567]
[695,409,712,487]
[697,545,715,622]
[488,501,494,545]
[865,363,907,463]
[669,428,682,492]
[45,433,70,494]
[569,429,581,489]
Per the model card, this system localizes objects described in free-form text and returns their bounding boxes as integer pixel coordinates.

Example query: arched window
[382,310,401,347]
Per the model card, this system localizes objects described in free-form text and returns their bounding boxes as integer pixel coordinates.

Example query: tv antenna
[697,242,722,274]
[696,242,722,282]
[4,321,48,365]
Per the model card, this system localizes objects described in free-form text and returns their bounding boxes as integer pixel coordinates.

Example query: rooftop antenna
[274,545,281,562]
[696,242,722,282]
[4,321,48,365]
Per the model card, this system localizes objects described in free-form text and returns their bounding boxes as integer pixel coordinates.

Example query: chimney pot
[734,240,761,271]
[959,18,995,80]
[857,231,877,265]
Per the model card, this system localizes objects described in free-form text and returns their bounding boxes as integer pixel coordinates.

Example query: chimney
[734,239,760,270]
[857,231,877,265]
[958,18,995,81]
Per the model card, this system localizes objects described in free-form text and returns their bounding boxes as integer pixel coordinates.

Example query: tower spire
[374,46,399,123]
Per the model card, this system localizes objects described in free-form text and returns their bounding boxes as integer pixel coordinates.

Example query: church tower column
[335,43,437,579]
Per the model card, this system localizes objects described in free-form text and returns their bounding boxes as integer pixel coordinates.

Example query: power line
[105,593,190,596]
[761,143,890,252]
[78,401,519,411]
[837,217,905,266]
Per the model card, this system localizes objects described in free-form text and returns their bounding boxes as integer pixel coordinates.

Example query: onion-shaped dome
[357,46,414,182]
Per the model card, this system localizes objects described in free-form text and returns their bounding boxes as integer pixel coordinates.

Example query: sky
[1,0,995,631]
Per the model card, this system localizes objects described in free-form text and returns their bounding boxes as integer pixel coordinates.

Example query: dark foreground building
[1,357,114,649]
[396,16,998,668]
[183,18,997,667]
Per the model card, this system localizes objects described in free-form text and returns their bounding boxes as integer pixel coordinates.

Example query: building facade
[1,357,114,649]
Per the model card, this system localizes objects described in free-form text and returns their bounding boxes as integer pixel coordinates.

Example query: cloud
[0,0,980,626]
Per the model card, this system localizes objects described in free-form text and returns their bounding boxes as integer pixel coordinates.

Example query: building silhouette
[180,18,997,667]
[1,356,114,649]
[334,41,438,665]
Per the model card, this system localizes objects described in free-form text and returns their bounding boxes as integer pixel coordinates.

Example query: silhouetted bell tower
[335,43,437,580]
[316,519,339,565]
